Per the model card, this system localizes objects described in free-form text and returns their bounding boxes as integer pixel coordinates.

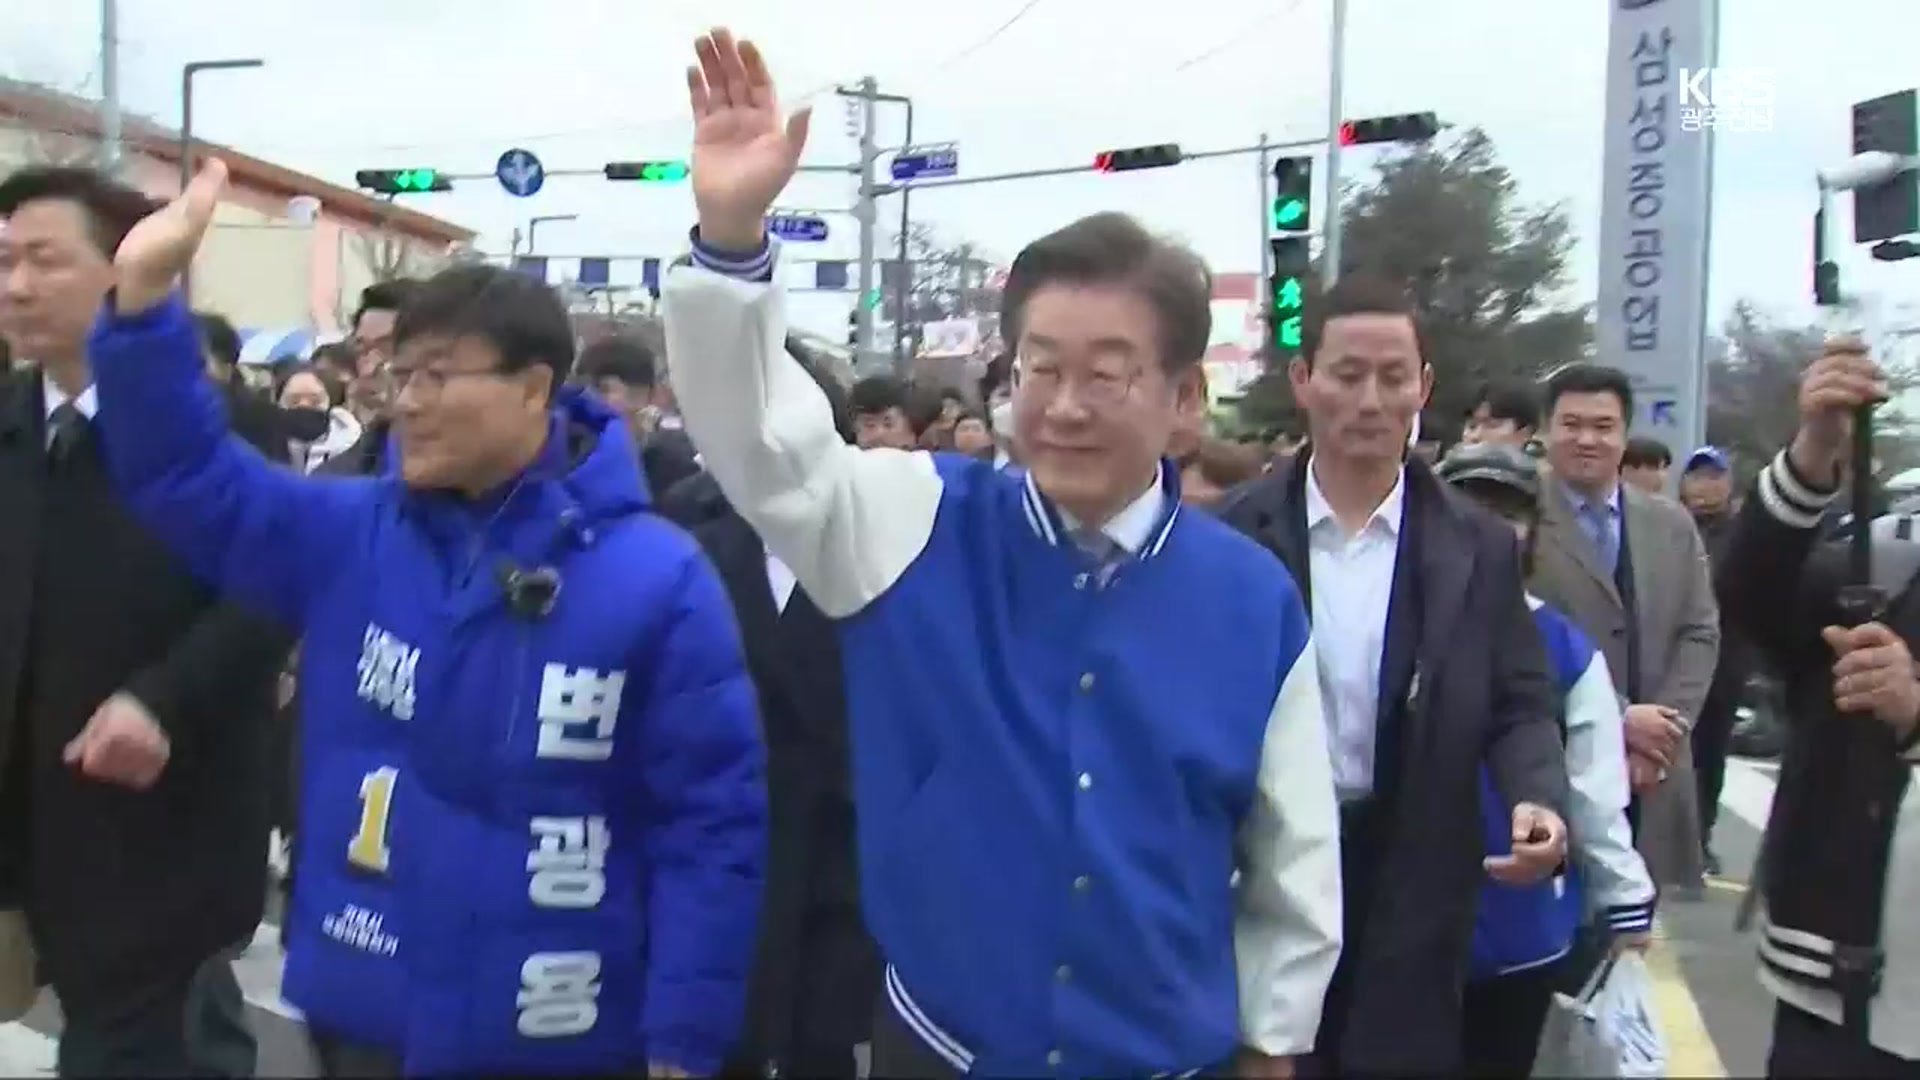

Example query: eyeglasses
[382,364,508,401]
[1012,357,1142,410]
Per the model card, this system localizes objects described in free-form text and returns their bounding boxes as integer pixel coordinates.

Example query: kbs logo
[1676,67,1774,134]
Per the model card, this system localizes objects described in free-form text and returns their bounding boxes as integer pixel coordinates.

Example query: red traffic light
[1340,113,1439,147]
[1093,144,1183,173]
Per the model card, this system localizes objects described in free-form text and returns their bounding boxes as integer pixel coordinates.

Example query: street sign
[577,257,610,288]
[495,148,545,198]
[768,215,830,242]
[511,256,548,281]
[891,143,959,182]
[815,261,849,290]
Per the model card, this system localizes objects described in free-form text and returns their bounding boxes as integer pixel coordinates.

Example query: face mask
[990,399,1016,441]
[283,406,332,444]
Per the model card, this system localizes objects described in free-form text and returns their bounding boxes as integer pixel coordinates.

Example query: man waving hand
[666,28,1342,1080]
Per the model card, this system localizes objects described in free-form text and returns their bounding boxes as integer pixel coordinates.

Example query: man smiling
[663,27,1341,1080]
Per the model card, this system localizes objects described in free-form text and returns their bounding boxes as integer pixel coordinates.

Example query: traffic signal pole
[1257,133,1273,285]
[854,76,881,364]
[1320,0,1349,287]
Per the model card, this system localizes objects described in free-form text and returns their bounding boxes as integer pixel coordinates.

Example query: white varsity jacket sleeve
[1564,648,1658,932]
[1235,637,1344,1057]
[661,236,943,619]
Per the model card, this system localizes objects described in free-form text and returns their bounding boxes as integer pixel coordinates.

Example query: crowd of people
[1,25,1918,1080]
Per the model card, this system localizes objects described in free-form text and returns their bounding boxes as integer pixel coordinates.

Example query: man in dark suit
[1217,275,1569,1076]
[0,165,293,1077]
[576,334,702,497]
[661,344,878,1080]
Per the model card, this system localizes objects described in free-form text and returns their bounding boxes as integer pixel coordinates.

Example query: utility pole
[1257,132,1273,284]
[1320,0,1349,287]
[854,76,881,366]
[98,0,121,173]
[894,100,916,371]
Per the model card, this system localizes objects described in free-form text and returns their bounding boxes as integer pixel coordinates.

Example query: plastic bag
[1536,952,1668,1078]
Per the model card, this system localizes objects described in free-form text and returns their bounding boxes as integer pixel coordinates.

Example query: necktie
[1581,500,1619,573]
[47,402,87,464]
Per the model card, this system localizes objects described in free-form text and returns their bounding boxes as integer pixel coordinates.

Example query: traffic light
[1093,144,1183,173]
[1268,236,1312,359]
[847,309,858,348]
[1271,156,1313,232]
[354,168,450,194]
[1338,112,1440,147]
[603,161,690,182]
[1851,89,1917,243]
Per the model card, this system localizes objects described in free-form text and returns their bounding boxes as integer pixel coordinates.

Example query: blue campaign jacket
[663,253,1344,1078]
[89,297,766,1076]
[1470,599,1654,979]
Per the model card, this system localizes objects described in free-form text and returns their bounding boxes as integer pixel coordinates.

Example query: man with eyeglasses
[664,29,1339,1079]
[82,161,769,1078]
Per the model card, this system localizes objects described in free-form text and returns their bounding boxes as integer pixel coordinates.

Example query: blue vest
[840,457,1316,1077]
[1467,601,1591,979]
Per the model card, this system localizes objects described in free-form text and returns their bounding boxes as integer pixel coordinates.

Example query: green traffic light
[642,161,689,182]
[395,169,438,191]
[1272,277,1304,312]
[863,289,884,310]
[1278,315,1303,350]
[1272,198,1307,229]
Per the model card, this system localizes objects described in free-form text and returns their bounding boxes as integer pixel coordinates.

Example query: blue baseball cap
[1684,446,1730,473]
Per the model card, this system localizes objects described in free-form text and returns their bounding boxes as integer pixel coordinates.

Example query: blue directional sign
[769,215,830,242]
[577,257,610,288]
[891,143,959,182]
[496,148,545,198]
[510,256,548,281]
[1650,400,1678,426]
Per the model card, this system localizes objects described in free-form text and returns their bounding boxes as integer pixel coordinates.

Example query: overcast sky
[5,0,1917,340]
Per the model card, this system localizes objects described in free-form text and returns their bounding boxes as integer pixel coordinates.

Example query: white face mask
[990,399,1016,441]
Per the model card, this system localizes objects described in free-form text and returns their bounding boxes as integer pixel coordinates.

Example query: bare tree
[349,229,444,284]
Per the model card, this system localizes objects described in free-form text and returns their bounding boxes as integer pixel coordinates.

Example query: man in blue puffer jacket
[1438,443,1656,1077]
[83,163,767,1077]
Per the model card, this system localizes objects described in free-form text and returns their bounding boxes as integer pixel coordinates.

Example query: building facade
[0,77,474,343]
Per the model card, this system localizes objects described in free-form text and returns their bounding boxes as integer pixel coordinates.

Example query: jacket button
[1073,874,1091,892]
[1047,1050,1063,1068]
[1078,773,1093,791]
[1078,672,1095,691]
[1074,573,1090,590]
[1055,964,1073,983]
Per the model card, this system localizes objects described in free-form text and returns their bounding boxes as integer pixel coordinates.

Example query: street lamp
[179,57,263,299]
[527,214,579,254]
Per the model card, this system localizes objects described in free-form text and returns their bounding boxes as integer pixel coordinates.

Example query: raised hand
[686,28,811,252]
[114,158,228,316]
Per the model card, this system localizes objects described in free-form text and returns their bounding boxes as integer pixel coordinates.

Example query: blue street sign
[1650,400,1678,426]
[891,144,959,182]
[510,256,548,281]
[642,258,663,293]
[577,257,610,287]
[815,261,849,290]
[769,215,830,242]
[496,148,545,198]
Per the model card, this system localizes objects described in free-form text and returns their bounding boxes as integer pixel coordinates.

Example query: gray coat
[1529,476,1721,889]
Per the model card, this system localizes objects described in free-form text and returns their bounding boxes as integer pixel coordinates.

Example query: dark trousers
[57,948,256,1078]
[1460,959,1565,1078]
[1693,697,1738,850]
[1768,1002,1920,1078]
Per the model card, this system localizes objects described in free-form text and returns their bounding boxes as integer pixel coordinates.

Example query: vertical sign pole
[1320,0,1348,288]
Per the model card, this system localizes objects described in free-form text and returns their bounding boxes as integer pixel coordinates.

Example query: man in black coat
[659,347,879,1080]
[0,165,294,1077]
[1217,275,1568,1076]
[192,310,330,466]
[576,334,702,497]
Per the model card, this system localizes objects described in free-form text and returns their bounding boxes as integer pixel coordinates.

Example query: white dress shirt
[1058,474,1166,556]
[43,378,99,447]
[766,552,798,614]
[1303,462,1406,803]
